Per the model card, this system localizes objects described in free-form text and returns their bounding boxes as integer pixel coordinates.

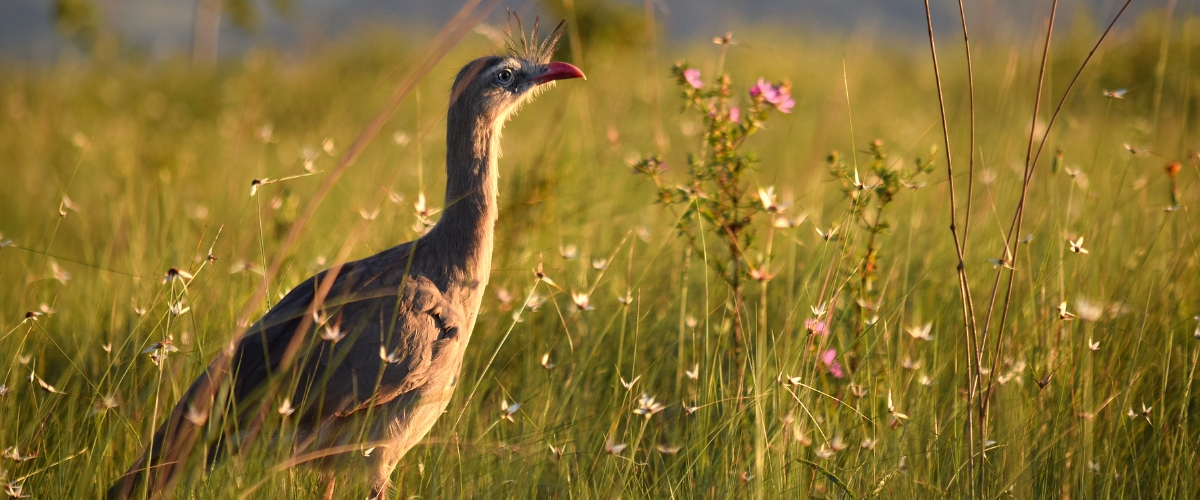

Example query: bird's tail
[108,367,228,499]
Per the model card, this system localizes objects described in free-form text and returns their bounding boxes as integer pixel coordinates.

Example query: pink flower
[729,106,740,123]
[749,78,794,114]
[749,78,777,102]
[683,68,703,89]
[804,318,826,335]
[821,349,845,378]
[775,94,795,114]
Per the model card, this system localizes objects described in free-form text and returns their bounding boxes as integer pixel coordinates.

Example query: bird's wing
[296,272,464,420]
[224,243,462,423]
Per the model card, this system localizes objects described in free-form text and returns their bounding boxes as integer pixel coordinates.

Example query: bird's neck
[427,110,502,288]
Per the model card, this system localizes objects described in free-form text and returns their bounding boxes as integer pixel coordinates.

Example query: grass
[1,7,1198,498]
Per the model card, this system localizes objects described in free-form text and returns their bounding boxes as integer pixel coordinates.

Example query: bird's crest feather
[503,11,566,65]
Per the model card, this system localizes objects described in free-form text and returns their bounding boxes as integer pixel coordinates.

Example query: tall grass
[0,8,1198,498]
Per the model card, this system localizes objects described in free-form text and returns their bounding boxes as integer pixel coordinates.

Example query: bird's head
[448,18,585,123]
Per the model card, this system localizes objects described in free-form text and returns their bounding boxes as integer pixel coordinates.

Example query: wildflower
[860,438,877,450]
[184,404,208,426]
[5,481,29,499]
[1088,339,1100,351]
[379,346,401,364]
[604,440,627,455]
[814,445,835,459]
[322,138,335,154]
[500,399,520,422]
[359,208,379,221]
[656,444,681,455]
[617,290,634,305]
[685,364,699,380]
[592,258,608,270]
[320,323,346,343]
[740,472,755,482]
[142,337,180,357]
[1057,301,1077,320]
[540,352,556,370]
[50,260,71,285]
[571,291,593,311]
[810,302,828,317]
[168,301,190,317]
[906,323,934,342]
[829,435,848,451]
[988,258,1014,270]
[525,292,546,312]
[748,266,774,282]
[712,32,733,45]
[559,244,578,259]
[900,180,926,190]
[95,394,118,411]
[758,186,777,211]
[1102,88,1127,99]
[33,374,64,394]
[278,399,296,417]
[620,375,641,391]
[816,225,839,241]
[683,68,703,89]
[636,226,651,242]
[773,214,807,228]
[414,192,428,215]
[0,384,7,397]
[548,443,565,459]
[901,357,922,370]
[749,78,794,113]
[2,445,37,462]
[1068,236,1089,254]
[142,335,178,366]
[918,374,933,386]
[821,349,844,378]
[749,79,777,102]
[494,287,513,310]
[780,373,803,386]
[163,267,194,283]
[392,130,411,146]
[682,400,699,415]
[1131,403,1153,425]
[633,393,666,418]
[59,195,78,217]
[533,261,558,289]
[1075,298,1103,322]
[888,390,909,423]
[729,106,740,123]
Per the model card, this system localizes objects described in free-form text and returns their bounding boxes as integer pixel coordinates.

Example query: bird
[108,18,584,500]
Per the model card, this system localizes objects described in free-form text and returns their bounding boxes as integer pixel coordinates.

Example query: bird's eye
[495,69,514,85]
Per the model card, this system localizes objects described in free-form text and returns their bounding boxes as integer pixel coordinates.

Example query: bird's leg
[319,472,337,500]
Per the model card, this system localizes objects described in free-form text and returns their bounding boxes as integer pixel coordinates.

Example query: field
[1,5,1198,498]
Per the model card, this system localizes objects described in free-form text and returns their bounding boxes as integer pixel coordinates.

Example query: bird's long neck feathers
[425,102,502,292]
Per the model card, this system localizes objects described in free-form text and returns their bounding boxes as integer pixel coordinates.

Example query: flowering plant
[633,62,793,346]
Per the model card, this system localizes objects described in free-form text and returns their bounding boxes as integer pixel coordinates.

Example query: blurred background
[0,0,1169,63]
[0,0,1197,497]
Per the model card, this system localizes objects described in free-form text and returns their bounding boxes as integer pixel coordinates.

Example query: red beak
[531,62,586,85]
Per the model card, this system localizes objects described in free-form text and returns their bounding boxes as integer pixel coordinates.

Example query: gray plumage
[108,19,582,500]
